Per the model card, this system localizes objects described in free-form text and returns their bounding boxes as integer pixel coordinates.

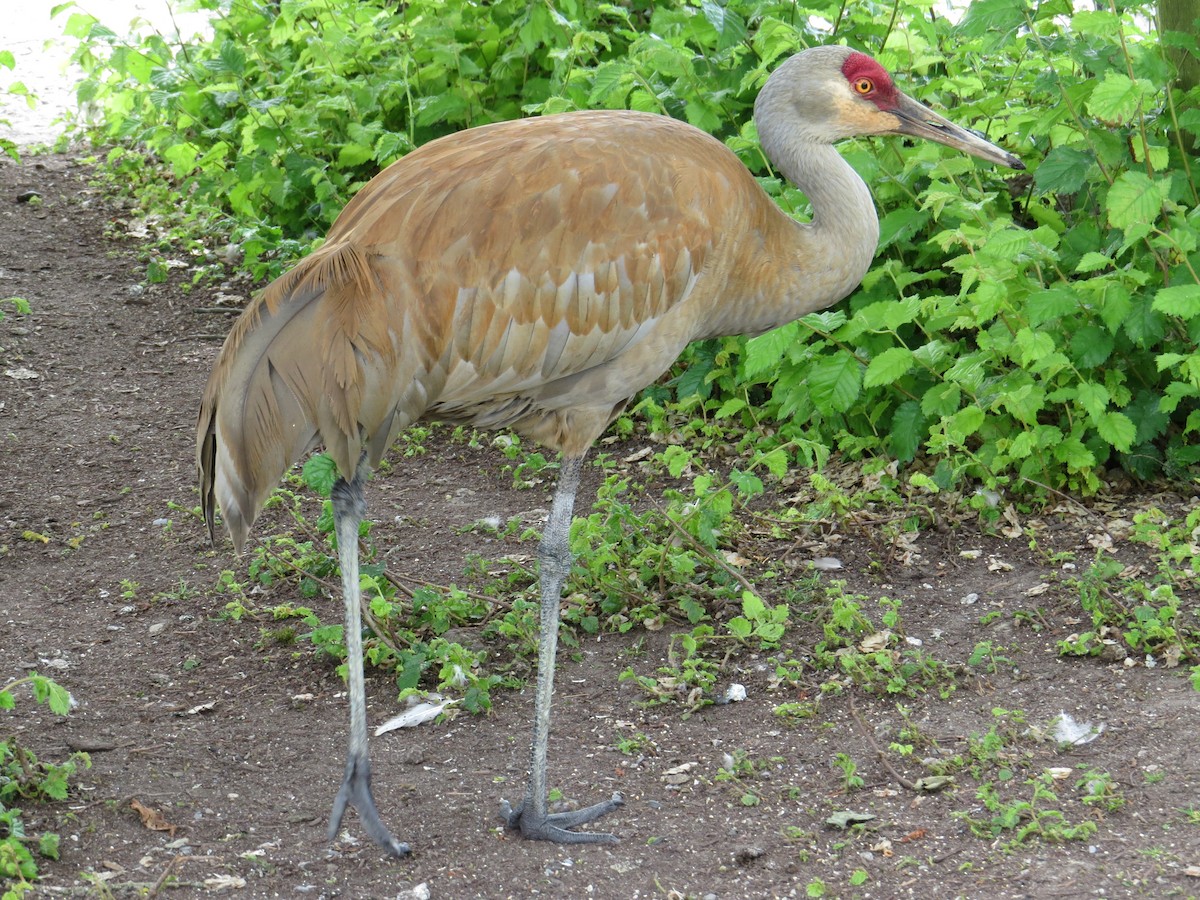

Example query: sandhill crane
[197,44,1022,855]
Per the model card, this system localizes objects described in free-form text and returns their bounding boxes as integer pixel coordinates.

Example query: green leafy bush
[63,0,1198,489]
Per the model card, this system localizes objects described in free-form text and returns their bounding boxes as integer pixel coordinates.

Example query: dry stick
[848,695,919,792]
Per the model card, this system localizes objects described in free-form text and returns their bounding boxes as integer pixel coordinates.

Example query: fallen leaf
[130,799,177,837]
[871,838,894,856]
[859,630,892,653]
[912,775,954,792]
[825,810,875,829]
[204,875,247,891]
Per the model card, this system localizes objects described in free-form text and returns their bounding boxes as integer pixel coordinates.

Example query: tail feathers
[196,240,403,550]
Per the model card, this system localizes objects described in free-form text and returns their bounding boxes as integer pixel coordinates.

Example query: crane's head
[756,45,1024,170]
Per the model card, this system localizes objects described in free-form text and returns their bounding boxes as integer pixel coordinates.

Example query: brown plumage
[197,45,1022,855]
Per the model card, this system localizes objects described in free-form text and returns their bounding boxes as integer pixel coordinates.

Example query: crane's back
[197,110,798,550]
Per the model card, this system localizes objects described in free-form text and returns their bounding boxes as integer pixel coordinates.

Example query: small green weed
[955,770,1099,848]
[1,675,88,893]
[1059,551,1195,666]
[0,296,30,325]
[811,586,959,698]
[832,752,864,792]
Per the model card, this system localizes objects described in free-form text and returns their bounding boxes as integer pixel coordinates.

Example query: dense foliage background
[55,0,1200,493]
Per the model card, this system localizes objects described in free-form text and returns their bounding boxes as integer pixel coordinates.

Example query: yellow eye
[854,78,874,95]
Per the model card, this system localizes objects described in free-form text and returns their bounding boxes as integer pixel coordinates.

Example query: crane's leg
[327,469,410,857]
[500,453,624,843]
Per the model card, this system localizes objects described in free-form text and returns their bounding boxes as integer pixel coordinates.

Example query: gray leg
[500,454,624,843]
[327,470,410,857]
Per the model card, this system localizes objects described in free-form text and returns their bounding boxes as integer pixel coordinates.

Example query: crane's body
[197,45,1022,856]
[200,109,876,547]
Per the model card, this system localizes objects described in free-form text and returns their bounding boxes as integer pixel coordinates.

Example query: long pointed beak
[890,92,1024,170]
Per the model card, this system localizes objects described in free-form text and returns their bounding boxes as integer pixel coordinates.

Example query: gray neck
[755,101,880,316]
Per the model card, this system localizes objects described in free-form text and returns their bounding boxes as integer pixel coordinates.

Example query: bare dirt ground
[2,155,1199,899]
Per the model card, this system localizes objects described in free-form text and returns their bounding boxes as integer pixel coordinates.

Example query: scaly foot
[500,792,624,844]
[328,753,411,857]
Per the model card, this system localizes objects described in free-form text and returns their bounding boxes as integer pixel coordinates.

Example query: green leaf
[1086,72,1151,124]
[663,445,693,478]
[729,469,764,498]
[757,448,788,478]
[1069,326,1115,368]
[1125,391,1169,443]
[218,40,247,76]
[742,591,767,621]
[302,454,338,497]
[38,831,61,860]
[61,11,100,39]
[1106,172,1166,230]
[588,62,630,106]
[955,0,1027,41]
[1097,412,1136,452]
[1124,297,1167,347]
[28,675,72,716]
[1074,252,1112,273]
[889,400,926,462]
[1055,438,1096,470]
[921,383,961,417]
[715,397,746,419]
[863,347,914,388]
[883,297,922,331]
[337,143,374,167]
[1034,146,1092,194]
[1014,328,1057,366]
[1076,382,1110,419]
[943,406,986,443]
[743,321,800,380]
[1026,287,1078,327]
[877,207,929,249]
[1152,285,1200,319]
[808,351,862,413]
[727,616,752,639]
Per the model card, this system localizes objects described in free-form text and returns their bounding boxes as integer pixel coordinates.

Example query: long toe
[502,792,624,844]
[329,758,411,857]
